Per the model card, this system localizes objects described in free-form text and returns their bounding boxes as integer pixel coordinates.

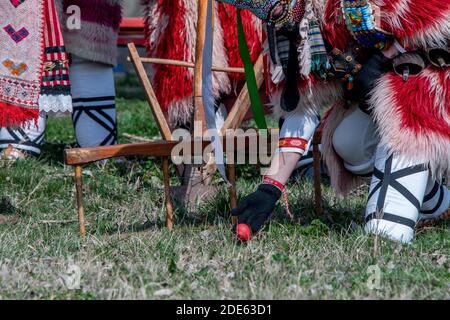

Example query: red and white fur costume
[144,0,263,127]
[269,0,450,242]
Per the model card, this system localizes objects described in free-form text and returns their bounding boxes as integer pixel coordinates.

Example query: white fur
[370,75,450,181]
[269,78,344,119]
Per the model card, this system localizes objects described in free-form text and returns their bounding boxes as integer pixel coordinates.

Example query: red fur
[218,4,262,82]
[145,0,193,115]
[0,102,39,128]
[380,0,450,47]
[388,69,450,139]
[322,0,351,51]
[144,1,262,123]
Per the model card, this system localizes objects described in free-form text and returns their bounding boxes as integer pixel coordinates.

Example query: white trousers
[70,55,117,147]
[0,56,118,154]
[333,108,449,243]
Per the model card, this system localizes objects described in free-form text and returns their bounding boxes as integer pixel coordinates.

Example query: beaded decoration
[341,0,392,50]
[221,0,306,30]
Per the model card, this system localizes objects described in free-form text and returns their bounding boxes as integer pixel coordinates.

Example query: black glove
[352,52,391,102]
[231,184,281,235]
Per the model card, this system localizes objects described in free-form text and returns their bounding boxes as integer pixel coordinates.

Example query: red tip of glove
[236,224,252,242]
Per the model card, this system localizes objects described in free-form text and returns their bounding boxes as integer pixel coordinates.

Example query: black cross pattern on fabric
[0,127,45,157]
[365,155,428,228]
[72,96,117,147]
[421,184,445,215]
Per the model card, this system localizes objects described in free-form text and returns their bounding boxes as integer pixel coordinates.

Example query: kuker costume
[60,0,122,148]
[0,0,122,156]
[143,0,264,128]
[220,0,450,243]
[0,0,72,155]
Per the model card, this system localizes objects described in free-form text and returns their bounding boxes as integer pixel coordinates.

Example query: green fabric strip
[237,9,267,129]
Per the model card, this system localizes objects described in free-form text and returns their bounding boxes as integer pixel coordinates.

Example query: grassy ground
[0,98,448,300]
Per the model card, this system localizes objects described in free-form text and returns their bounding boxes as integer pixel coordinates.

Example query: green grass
[0,98,448,300]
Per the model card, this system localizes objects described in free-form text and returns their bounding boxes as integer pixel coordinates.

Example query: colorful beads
[341,0,392,50]
[222,0,306,29]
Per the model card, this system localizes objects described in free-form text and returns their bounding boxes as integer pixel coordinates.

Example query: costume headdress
[220,0,306,30]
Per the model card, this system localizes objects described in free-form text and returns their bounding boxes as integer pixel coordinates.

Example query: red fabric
[218,4,262,82]
[278,137,309,150]
[42,0,70,94]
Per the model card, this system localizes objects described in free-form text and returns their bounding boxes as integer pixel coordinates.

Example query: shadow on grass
[0,197,22,216]
[103,188,234,236]
[71,159,367,237]
[40,141,76,165]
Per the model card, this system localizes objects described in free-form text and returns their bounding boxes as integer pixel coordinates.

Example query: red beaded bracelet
[263,176,293,220]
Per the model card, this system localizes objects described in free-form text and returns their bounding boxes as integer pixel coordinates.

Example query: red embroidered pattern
[263,176,293,220]
[10,0,26,8]
[3,24,29,43]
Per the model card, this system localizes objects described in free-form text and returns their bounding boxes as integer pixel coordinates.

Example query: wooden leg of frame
[227,164,238,225]
[162,157,174,230]
[312,137,323,216]
[74,165,86,237]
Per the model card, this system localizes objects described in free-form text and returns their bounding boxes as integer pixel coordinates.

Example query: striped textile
[276,34,290,69]
[58,0,123,66]
[40,0,71,112]
[308,20,329,78]
[0,0,71,128]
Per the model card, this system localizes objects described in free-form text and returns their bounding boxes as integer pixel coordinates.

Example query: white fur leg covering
[0,113,46,156]
[70,55,117,148]
[365,145,429,243]
[419,179,450,221]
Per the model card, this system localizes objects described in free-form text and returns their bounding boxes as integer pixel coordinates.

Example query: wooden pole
[128,43,173,141]
[162,157,174,230]
[312,133,323,216]
[193,0,209,134]
[133,57,245,74]
[74,165,86,237]
[226,164,238,225]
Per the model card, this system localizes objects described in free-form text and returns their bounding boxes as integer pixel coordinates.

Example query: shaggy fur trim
[322,0,352,51]
[58,1,122,66]
[144,0,261,127]
[370,68,450,180]
[63,22,119,66]
[270,77,344,119]
[321,103,363,196]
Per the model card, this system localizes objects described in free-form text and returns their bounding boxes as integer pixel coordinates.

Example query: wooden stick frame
[65,0,324,236]
[65,132,279,236]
